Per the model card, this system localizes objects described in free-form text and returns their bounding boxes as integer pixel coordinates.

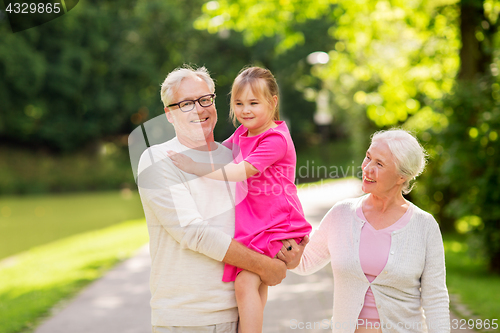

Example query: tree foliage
[0,0,252,151]
[421,80,500,271]
[196,0,459,130]
[196,0,500,272]
[0,0,333,152]
[2,0,500,270]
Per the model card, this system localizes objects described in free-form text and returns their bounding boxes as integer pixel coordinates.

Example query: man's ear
[165,107,174,124]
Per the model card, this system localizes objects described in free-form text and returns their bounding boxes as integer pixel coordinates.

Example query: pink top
[221,121,312,282]
[356,200,414,320]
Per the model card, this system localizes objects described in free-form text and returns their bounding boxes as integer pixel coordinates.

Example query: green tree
[0,0,248,151]
[195,0,500,272]
[196,0,458,130]
[0,0,324,152]
[418,80,500,272]
[415,0,500,272]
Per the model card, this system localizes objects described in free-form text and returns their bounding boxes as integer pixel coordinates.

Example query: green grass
[0,145,134,195]
[443,233,500,325]
[0,219,149,333]
[0,190,145,260]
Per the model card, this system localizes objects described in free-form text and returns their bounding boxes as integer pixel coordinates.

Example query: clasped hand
[276,236,309,269]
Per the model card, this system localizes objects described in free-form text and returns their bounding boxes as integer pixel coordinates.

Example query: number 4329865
[451,318,498,330]
[5,3,61,14]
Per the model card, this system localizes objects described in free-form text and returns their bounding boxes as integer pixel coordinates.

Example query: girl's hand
[276,236,309,269]
[166,150,197,175]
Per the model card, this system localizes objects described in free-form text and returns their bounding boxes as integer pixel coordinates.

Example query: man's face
[165,76,217,147]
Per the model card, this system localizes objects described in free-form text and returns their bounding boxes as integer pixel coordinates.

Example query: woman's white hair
[371,128,427,195]
[160,65,215,108]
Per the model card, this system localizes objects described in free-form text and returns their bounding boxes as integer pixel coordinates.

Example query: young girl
[168,66,311,333]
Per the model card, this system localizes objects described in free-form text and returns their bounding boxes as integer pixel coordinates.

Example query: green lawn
[0,146,134,195]
[0,190,145,260]
[0,191,148,333]
[443,233,500,327]
[0,219,149,333]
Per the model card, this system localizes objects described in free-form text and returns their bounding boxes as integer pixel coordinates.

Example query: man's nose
[194,101,205,112]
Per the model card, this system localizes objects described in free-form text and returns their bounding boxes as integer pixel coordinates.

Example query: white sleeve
[138,149,232,261]
[292,207,333,275]
[420,219,450,333]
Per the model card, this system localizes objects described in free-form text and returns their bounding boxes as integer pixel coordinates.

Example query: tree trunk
[490,252,500,273]
[458,0,489,80]
[487,228,500,273]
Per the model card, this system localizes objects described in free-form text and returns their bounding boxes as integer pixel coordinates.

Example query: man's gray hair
[371,129,427,195]
[160,65,215,108]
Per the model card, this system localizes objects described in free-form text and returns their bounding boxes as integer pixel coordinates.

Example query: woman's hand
[166,150,197,175]
[275,236,309,269]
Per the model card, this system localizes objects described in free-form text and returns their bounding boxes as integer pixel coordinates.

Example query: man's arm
[223,236,310,286]
[139,149,286,284]
[223,240,287,286]
[138,150,233,259]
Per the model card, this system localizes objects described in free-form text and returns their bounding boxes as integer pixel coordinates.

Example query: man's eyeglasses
[167,94,216,112]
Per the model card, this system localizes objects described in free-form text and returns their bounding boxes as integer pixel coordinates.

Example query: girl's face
[233,83,278,136]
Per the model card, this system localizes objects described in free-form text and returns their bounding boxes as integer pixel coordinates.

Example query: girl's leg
[235,270,265,333]
[258,283,268,309]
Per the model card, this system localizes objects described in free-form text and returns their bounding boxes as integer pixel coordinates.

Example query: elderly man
[137,65,301,333]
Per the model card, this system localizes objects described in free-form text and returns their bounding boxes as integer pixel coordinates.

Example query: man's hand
[223,240,288,286]
[276,236,309,269]
[259,258,287,286]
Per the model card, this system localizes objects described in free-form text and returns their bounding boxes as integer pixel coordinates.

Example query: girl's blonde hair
[229,66,280,127]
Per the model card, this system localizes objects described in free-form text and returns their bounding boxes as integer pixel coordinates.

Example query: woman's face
[361,140,405,196]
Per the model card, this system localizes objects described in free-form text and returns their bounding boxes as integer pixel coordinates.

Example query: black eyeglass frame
[167,94,216,112]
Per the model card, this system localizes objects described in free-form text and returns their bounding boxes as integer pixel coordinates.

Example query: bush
[415,78,500,272]
[0,141,134,195]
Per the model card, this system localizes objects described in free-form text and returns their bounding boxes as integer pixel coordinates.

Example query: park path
[33,178,472,333]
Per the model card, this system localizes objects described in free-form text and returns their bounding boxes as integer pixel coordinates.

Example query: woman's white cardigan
[293,197,450,333]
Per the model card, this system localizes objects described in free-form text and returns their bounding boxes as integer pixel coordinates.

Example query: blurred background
[1,0,499,332]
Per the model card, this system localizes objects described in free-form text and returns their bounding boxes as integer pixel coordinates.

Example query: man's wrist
[256,255,273,276]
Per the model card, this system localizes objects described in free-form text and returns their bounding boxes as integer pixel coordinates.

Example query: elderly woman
[291,129,450,333]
